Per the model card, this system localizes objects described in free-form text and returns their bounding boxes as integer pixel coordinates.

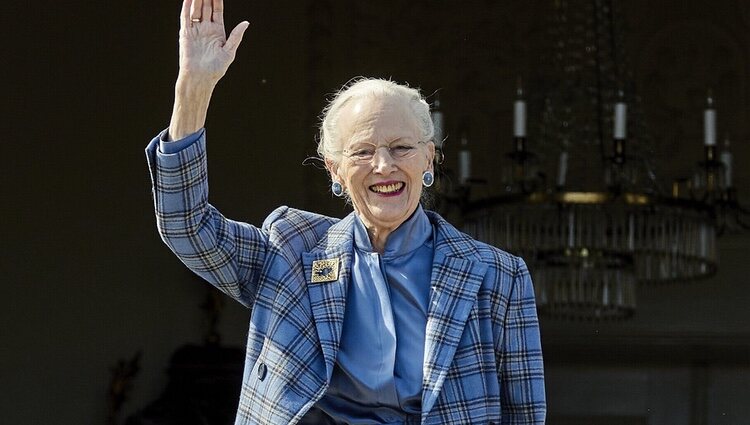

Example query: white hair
[317,77,435,164]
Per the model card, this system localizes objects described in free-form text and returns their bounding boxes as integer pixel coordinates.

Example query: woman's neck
[357,207,423,254]
[366,226,393,254]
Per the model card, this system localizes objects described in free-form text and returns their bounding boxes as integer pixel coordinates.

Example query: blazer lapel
[301,213,355,381]
[421,212,488,415]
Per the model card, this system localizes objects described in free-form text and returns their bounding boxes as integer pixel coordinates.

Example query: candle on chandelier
[514,82,526,138]
[721,137,733,187]
[431,94,444,146]
[614,92,627,139]
[557,150,569,187]
[704,92,716,146]
[458,132,471,185]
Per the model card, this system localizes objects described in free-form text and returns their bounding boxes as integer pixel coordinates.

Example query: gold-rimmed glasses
[343,141,427,165]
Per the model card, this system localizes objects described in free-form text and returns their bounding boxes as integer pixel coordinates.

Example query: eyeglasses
[343,141,426,165]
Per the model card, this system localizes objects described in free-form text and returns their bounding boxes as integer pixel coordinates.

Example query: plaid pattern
[146,134,546,424]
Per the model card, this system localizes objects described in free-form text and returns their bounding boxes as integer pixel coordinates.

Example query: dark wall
[3,1,749,424]
[4,1,318,423]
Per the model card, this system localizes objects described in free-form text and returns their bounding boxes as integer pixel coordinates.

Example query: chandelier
[434,0,748,320]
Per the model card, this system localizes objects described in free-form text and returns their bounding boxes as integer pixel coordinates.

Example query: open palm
[178,0,249,83]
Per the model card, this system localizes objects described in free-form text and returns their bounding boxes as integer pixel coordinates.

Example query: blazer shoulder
[426,209,523,277]
[472,238,526,277]
[261,206,340,253]
[465,235,533,308]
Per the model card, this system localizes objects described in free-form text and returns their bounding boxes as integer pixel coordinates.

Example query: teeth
[371,182,404,193]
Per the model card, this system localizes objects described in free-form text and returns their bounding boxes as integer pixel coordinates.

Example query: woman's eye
[392,146,414,156]
[352,149,374,157]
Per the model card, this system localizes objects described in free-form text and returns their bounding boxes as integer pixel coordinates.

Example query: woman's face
[329,95,435,234]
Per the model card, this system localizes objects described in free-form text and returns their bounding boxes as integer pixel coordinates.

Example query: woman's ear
[426,141,436,171]
[325,158,340,182]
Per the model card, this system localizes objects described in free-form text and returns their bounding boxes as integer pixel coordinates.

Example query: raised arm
[146,0,261,306]
[168,0,249,140]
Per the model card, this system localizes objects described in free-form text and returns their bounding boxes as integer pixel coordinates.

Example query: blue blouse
[308,205,434,424]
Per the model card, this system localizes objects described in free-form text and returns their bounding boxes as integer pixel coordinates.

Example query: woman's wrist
[168,77,216,141]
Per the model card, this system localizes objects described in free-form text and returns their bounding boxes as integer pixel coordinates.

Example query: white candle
[459,151,471,185]
[614,102,627,139]
[432,111,443,145]
[459,133,471,185]
[704,95,716,146]
[721,138,733,187]
[557,151,569,187]
[514,100,527,138]
[431,98,444,146]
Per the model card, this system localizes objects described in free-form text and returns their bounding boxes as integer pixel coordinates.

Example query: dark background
[2,1,749,424]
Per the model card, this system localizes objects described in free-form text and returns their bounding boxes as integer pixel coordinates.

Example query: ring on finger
[191,17,201,23]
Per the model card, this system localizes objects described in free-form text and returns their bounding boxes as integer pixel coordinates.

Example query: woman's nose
[371,147,396,173]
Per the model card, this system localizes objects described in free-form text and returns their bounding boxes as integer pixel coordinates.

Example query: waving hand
[179,0,249,82]
[168,0,249,140]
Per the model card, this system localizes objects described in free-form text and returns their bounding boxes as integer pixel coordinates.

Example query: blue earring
[422,170,434,187]
[331,181,344,197]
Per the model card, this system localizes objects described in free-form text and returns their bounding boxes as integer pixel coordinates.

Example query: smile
[369,181,405,195]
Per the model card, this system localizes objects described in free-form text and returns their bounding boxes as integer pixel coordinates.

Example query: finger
[190,0,202,22]
[212,0,224,24]
[224,21,250,55]
[181,0,193,27]
[202,0,212,24]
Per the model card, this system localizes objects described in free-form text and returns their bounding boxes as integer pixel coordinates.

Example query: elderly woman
[146,1,546,424]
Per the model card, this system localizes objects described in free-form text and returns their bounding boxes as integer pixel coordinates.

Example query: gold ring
[191,18,201,23]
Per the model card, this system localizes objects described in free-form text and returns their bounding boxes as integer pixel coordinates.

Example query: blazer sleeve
[498,257,547,424]
[145,130,268,308]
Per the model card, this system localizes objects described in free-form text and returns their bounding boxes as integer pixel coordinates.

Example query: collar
[352,205,433,260]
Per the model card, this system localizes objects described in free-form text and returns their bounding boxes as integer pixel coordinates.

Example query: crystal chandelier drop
[435,0,747,321]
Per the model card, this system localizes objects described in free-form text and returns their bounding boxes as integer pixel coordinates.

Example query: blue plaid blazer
[146,135,546,424]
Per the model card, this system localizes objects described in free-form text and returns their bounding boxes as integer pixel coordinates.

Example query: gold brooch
[311,258,340,283]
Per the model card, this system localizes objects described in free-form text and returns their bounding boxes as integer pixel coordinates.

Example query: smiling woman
[323,88,436,252]
[145,0,546,423]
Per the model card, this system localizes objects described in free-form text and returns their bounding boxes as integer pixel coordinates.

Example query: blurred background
[2,0,748,424]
